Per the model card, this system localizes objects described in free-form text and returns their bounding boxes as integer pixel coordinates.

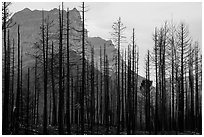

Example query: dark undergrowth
[10,124,201,135]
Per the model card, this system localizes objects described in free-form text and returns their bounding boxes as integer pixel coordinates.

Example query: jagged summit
[50,8,58,12]
[21,8,31,12]
[9,6,145,82]
[18,7,80,14]
[9,6,83,67]
[72,7,78,11]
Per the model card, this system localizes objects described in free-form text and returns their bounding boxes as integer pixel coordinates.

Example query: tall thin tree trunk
[3,3,9,133]
[71,74,74,124]
[15,25,21,133]
[171,35,175,131]
[100,46,103,125]
[147,50,150,132]
[81,2,85,134]
[58,4,65,134]
[121,51,124,130]
[26,68,30,133]
[154,28,158,134]
[96,63,99,133]
[189,45,194,131]
[195,44,199,132]
[184,67,188,130]
[34,57,38,125]
[7,30,11,128]
[124,50,127,129]
[20,47,23,124]
[179,24,184,132]
[91,47,95,134]
[135,47,139,133]
[10,38,15,131]
[117,17,121,135]
[51,42,57,126]
[132,28,135,134]
[66,7,71,135]
[127,46,131,135]
[42,9,47,134]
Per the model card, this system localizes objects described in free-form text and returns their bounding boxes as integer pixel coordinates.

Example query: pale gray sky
[9,2,202,78]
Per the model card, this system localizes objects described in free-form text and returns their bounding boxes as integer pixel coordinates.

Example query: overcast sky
[9,2,202,78]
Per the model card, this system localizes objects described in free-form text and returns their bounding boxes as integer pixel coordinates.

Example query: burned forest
[2,2,202,135]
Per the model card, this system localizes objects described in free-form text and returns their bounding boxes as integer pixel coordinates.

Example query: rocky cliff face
[9,7,123,74]
[8,7,150,121]
[9,7,147,84]
[10,8,87,66]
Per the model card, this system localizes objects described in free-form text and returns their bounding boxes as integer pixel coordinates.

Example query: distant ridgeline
[8,7,149,122]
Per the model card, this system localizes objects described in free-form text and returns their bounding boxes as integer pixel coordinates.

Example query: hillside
[9,7,147,83]
[2,2,202,135]
[4,7,154,133]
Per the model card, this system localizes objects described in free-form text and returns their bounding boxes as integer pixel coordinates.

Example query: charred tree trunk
[10,39,15,130]
[195,44,199,132]
[34,57,38,125]
[15,25,21,133]
[58,4,65,134]
[66,8,71,134]
[91,47,95,134]
[42,10,47,134]
[189,45,194,131]
[51,42,57,126]
[121,51,124,130]
[81,2,85,134]
[3,3,9,133]
[100,46,103,125]
[26,68,30,133]
[154,28,158,134]
[179,24,184,132]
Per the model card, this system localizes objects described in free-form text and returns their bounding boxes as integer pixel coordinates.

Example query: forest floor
[12,124,201,135]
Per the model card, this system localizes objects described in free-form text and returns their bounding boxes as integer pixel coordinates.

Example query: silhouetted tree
[15,25,21,133]
[111,17,126,134]
[103,44,110,134]
[10,38,15,131]
[169,25,175,131]
[99,46,103,125]
[194,43,199,132]
[127,45,131,135]
[41,9,48,134]
[26,68,30,133]
[2,3,13,133]
[20,47,23,124]
[188,44,194,131]
[58,4,64,134]
[121,50,125,130]
[135,45,139,133]
[66,7,71,135]
[153,28,158,134]
[51,41,57,126]
[81,2,85,134]
[34,57,38,125]
[131,28,136,134]
[145,50,150,132]
[91,46,95,134]
[177,23,190,132]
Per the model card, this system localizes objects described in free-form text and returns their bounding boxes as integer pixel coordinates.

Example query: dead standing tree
[111,17,126,134]
[66,7,71,135]
[58,3,65,134]
[177,23,191,132]
[41,9,48,134]
[2,2,15,133]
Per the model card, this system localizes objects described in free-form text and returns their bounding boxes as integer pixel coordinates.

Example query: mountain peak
[51,8,58,11]
[72,7,78,12]
[21,8,31,12]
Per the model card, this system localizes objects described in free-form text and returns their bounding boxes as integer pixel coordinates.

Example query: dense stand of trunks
[2,2,202,135]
